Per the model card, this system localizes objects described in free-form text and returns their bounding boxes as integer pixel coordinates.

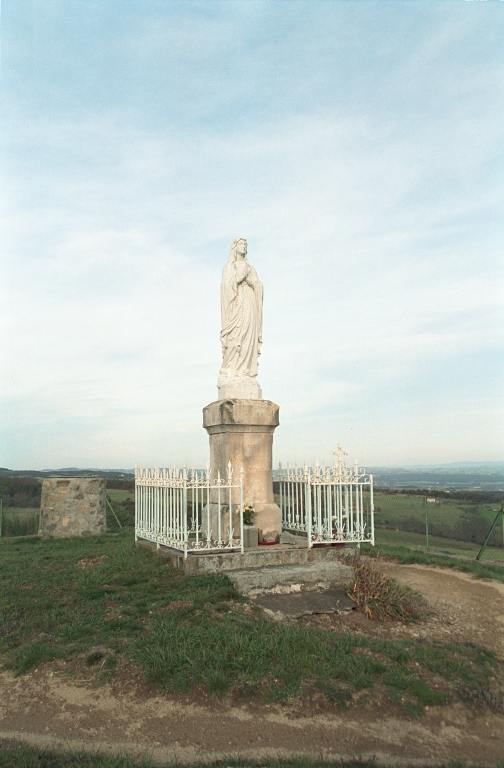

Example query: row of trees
[0,477,42,508]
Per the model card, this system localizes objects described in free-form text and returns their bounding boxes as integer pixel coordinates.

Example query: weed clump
[85,650,107,666]
[346,561,425,621]
[457,686,504,713]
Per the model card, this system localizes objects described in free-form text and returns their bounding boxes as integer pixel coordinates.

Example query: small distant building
[426,497,441,504]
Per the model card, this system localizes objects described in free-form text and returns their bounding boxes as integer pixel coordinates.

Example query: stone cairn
[38,477,106,538]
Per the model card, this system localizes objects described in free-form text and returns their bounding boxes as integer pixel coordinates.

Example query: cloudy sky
[1,0,503,471]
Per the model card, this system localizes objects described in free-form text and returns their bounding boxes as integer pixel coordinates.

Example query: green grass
[0,507,39,537]
[6,751,492,768]
[0,748,151,768]
[106,489,135,503]
[106,494,135,531]
[373,527,504,562]
[370,492,500,526]
[0,530,500,715]
[370,492,503,555]
[275,487,504,561]
[362,542,504,583]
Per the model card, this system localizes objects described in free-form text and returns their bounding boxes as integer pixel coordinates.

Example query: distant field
[107,489,135,503]
[369,491,500,525]
[275,490,502,527]
[373,528,504,562]
[274,488,503,562]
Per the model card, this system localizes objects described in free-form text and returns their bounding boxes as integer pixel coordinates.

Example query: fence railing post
[134,467,138,541]
[155,467,160,550]
[240,467,244,554]
[182,465,188,558]
[306,472,312,548]
[425,496,429,551]
[370,474,375,546]
[279,464,283,526]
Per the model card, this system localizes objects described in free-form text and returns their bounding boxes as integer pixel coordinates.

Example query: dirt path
[1,563,504,766]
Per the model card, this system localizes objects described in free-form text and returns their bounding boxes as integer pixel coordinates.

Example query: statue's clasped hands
[236,262,252,285]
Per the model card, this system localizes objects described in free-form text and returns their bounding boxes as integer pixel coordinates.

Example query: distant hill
[42,467,136,474]
[366,466,504,491]
[273,463,504,491]
[375,461,504,471]
[0,468,135,479]
[2,463,503,492]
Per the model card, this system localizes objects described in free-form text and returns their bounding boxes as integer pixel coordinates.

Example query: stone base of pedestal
[203,398,282,541]
[201,504,280,544]
[254,503,282,542]
[243,525,259,548]
[136,537,359,576]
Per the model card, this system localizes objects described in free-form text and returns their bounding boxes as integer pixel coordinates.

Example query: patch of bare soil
[1,563,504,766]
[76,556,110,569]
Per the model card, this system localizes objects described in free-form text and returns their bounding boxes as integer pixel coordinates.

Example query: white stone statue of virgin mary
[218,237,263,399]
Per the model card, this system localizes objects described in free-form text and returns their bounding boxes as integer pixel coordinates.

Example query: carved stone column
[202,398,282,541]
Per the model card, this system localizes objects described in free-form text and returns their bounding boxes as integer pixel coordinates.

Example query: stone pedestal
[203,399,282,541]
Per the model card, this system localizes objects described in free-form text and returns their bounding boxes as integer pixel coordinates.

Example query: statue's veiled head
[228,237,247,262]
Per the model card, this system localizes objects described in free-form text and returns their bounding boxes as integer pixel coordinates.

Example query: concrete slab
[224,561,353,596]
[254,588,355,619]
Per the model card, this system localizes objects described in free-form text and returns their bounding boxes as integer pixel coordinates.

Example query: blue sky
[1,0,503,470]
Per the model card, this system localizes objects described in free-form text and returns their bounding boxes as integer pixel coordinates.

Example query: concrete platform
[255,587,356,619]
[224,561,354,596]
[135,538,358,575]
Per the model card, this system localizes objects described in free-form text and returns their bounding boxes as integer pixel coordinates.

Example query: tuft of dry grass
[346,560,425,622]
[457,686,504,713]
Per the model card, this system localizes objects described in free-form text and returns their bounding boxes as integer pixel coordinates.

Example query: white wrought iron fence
[279,446,374,547]
[135,463,244,557]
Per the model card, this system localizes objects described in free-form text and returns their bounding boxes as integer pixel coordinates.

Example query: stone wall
[38,477,107,538]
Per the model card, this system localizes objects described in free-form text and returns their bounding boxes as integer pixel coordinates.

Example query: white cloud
[1,0,503,468]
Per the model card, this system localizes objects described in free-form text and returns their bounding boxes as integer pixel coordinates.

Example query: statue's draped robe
[220,259,263,378]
